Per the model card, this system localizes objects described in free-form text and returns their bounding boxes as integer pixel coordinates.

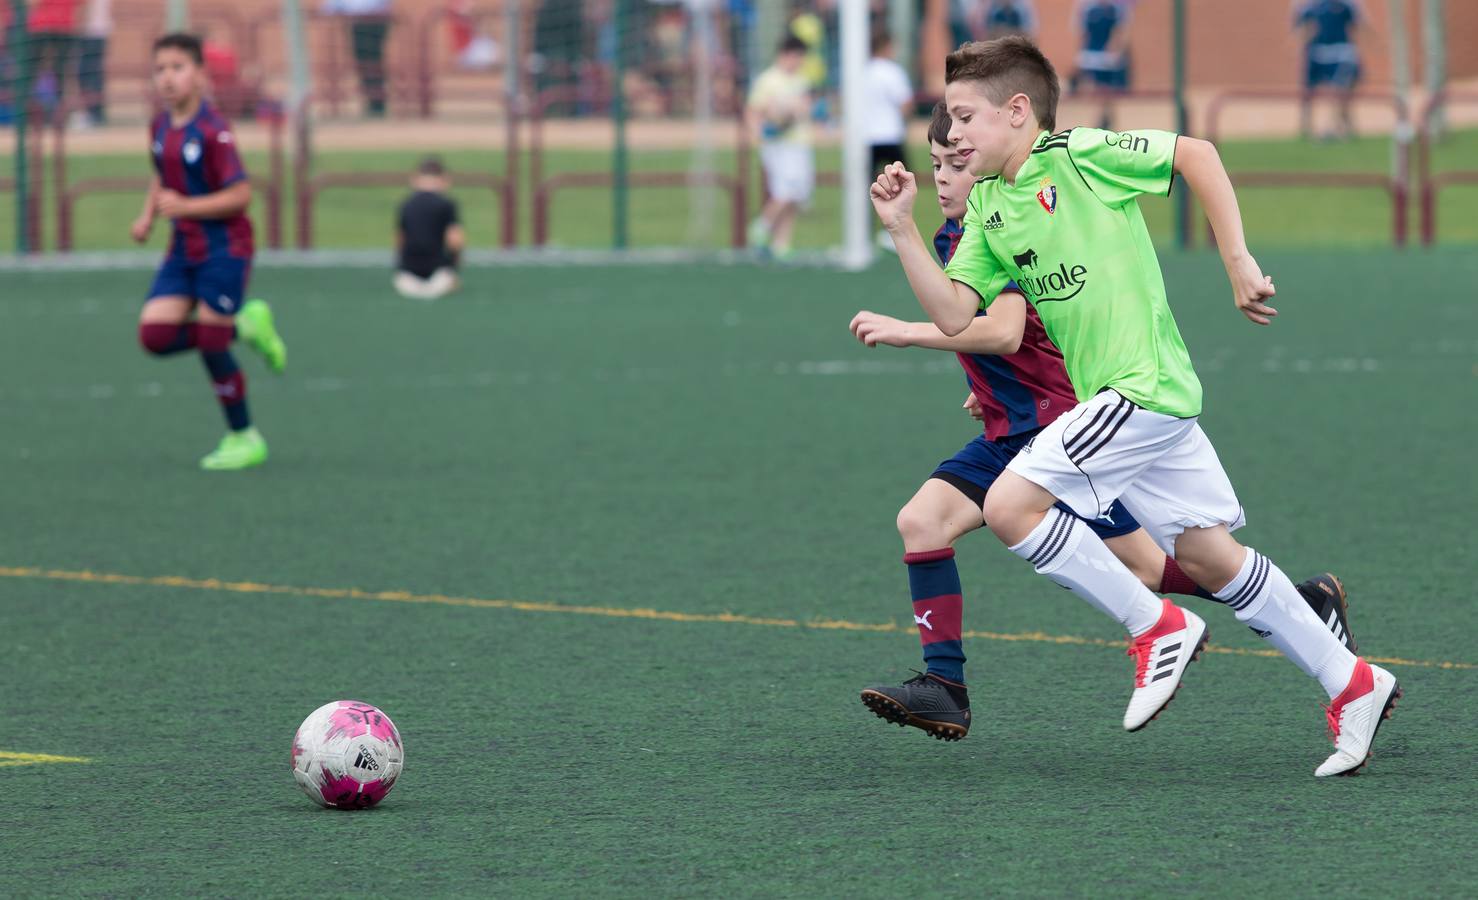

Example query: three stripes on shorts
[1063,394,1135,466]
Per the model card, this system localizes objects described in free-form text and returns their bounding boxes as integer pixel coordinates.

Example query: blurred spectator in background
[789,3,829,92]
[1071,0,1133,129]
[1,5,17,123]
[1295,0,1363,141]
[76,0,109,125]
[395,157,464,301]
[747,35,813,261]
[647,0,690,113]
[948,0,973,49]
[865,29,913,252]
[865,30,912,175]
[28,0,80,123]
[725,0,756,86]
[448,0,498,71]
[533,0,586,115]
[324,0,392,118]
[977,0,1038,40]
[204,28,260,120]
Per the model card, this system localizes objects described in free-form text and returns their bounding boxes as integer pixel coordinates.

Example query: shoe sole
[1125,622,1210,733]
[201,454,268,471]
[1333,680,1402,777]
[859,690,968,742]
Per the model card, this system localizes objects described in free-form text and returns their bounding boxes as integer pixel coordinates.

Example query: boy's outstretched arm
[131,176,160,243]
[1173,136,1278,325]
[871,163,983,336]
[850,292,1026,355]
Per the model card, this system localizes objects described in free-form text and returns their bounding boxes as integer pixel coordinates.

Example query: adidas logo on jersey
[983,210,1005,231]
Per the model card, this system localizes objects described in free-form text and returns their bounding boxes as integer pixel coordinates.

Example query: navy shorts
[147,255,251,316]
[1306,58,1360,90]
[1081,65,1129,91]
[931,431,1141,540]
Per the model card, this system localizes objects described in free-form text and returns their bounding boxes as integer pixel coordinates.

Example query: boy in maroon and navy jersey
[132,33,286,471]
[853,104,1351,741]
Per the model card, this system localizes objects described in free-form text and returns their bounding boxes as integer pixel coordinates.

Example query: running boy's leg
[194,257,279,470]
[139,258,198,354]
[983,393,1213,732]
[1114,425,1396,774]
[992,393,1397,772]
[861,438,994,741]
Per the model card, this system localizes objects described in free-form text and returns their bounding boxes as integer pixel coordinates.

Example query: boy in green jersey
[869,36,1398,776]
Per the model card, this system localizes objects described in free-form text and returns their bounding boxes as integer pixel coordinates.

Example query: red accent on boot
[1126,598,1185,687]
[1323,658,1373,739]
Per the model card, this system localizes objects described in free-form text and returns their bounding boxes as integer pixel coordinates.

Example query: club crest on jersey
[183,140,202,164]
[1036,178,1057,214]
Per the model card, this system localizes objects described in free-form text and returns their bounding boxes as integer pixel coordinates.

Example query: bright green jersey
[944,128,1201,417]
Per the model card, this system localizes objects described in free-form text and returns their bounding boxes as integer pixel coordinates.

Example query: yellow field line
[1,565,1472,672]
[0,751,91,767]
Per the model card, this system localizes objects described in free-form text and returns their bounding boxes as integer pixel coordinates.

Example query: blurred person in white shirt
[863,30,914,252]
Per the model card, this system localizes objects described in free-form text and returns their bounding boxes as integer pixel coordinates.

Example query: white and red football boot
[1123,598,1209,731]
[1315,658,1401,777]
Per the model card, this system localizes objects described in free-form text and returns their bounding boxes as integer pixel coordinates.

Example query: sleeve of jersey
[204,128,248,190]
[1067,127,1177,206]
[943,190,1010,308]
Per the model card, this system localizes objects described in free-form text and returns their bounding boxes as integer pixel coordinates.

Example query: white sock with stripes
[1215,547,1357,698]
[1010,507,1164,636]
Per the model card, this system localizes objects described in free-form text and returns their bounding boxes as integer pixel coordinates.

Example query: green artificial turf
[1,250,1475,895]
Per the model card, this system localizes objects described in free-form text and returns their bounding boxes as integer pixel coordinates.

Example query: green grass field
[4,129,1478,252]
[2,249,1476,895]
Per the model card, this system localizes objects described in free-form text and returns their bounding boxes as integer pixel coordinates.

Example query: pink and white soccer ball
[291,700,404,809]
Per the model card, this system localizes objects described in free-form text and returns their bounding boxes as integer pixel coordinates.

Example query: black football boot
[860,672,970,741]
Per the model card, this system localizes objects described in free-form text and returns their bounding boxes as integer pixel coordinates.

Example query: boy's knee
[980,490,1013,535]
[896,502,947,549]
[1172,529,1246,592]
[139,322,181,355]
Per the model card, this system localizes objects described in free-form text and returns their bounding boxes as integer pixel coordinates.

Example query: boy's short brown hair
[153,32,204,66]
[944,36,1060,133]
[927,101,952,148]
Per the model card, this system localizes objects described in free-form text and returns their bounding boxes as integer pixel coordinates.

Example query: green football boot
[200,427,269,471]
[237,298,287,374]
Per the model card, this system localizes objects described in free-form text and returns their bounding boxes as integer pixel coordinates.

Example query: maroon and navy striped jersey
[936,218,1079,441]
[150,101,254,263]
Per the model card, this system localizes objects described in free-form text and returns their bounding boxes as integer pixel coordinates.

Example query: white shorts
[760,143,815,204]
[1007,390,1246,554]
[393,268,459,301]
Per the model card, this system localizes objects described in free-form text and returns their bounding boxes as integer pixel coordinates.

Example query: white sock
[1215,547,1357,698]
[1009,507,1164,636]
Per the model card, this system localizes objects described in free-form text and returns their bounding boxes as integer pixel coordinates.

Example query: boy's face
[944,80,1032,177]
[153,47,201,106]
[930,139,973,221]
[777,49,804,74]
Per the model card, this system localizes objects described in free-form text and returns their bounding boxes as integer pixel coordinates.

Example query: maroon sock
[197,324,251,432]
[1161,556,1215,601]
